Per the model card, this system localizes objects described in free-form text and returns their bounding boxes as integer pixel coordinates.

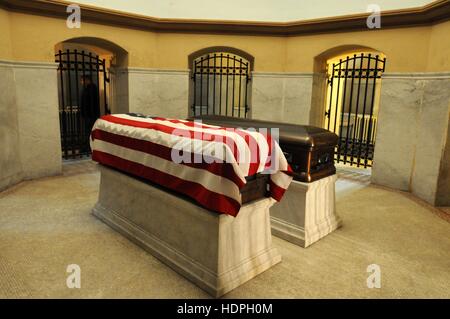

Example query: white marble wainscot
[411,76,450,205]
[373,72,450,205]
[372,76,423,191]
[251,72,313,125]
[0,62,22,191]
[13,61,62,180]
[92,165,281,297]
[309,72,329,127]
[126,68,190,119]
[109,66,129,114]
[270,174,342,248]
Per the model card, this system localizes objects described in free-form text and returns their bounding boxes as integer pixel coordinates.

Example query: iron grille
[325,53,386,168]
[55,50,110,160]
[192,53,251,118]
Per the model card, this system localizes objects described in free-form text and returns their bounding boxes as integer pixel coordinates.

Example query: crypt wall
[436,114,450,206]
[0,4,449,206]
[373,73,450,204]
[0,8,21,191]
[372,20,450,205]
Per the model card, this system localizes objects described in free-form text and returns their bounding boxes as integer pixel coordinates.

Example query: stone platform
[270,174,342,248]
[92,165,281,297]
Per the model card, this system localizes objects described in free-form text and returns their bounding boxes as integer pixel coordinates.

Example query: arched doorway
[54,37,128,160]
[313,46,386,168]
[325,53,386,168]
[188,47,254,118]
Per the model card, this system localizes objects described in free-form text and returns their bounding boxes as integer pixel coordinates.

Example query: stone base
[270,174,342,248]
[92,165,281,297]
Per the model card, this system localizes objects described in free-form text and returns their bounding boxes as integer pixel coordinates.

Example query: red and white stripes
[91,114,292,216]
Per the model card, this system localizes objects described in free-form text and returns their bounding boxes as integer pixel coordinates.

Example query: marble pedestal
[270,174,342,248]
[92,165,281,297]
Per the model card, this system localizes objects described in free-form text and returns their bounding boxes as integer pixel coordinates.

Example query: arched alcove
[313,45,382,74]
[188,47,254,118]
[188,46,255,71]
[311,45,386,169]
[55,37,128,67]
[54,37,129,159]
[311,45,384,126]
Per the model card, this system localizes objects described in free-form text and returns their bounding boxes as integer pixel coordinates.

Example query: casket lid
[190,115,338,149]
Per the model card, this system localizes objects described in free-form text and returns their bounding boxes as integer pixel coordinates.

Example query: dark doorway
[324,53,386,168]
[55,50,110,160]
[191,53,251,118]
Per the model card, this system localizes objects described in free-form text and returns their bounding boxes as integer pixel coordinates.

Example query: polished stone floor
[0,160,449,298]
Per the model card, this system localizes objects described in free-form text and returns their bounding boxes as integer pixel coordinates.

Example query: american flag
[90,113,293,217]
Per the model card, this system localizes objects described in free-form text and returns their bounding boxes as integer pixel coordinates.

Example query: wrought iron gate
[324,53,386,168]
[56,50,110,160]
[192,53,250,118]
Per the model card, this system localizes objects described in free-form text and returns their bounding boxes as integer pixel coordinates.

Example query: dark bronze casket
[190,115,338,183]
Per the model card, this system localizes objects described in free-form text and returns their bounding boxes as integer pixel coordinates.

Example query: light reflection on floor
[335,164,371,199]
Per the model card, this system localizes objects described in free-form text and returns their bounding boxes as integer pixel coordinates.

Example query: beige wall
[7,12,155,67]
[155,33,286,72]
[0,8,12,60]
[287,27,432,73]
[427,20,450,72]
[1,11,449,73]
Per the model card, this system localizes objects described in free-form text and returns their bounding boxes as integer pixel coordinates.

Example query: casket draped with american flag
[90,113,293,217]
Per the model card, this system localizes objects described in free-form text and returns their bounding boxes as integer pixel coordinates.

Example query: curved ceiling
[70,0,436,22]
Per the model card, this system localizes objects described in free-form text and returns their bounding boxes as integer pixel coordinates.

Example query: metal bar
[372,118,378,152]
[238,58,242,117]
[232,57,236,117]
[244,63,249,117]
[200,57,203,115]
[333,61,342,135]
[192,62,197,115]
[364,56,380,168]
[343,55,357,165]
[357,54,372,166]
[337,56,350,163]
[58,50,67,159]
[332,75,382,79]
[88,52,94,155]
[350,53,364,167]
[219,54,223,115]
[213,54,216,114]
[326,64,335,131]
[95,55,101,115]
[66,50,75,159]
[81,51,87,155]
[102,59,108,114]
[74,50,82,158]
[206,55,210,114]
[225,55,229,116]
